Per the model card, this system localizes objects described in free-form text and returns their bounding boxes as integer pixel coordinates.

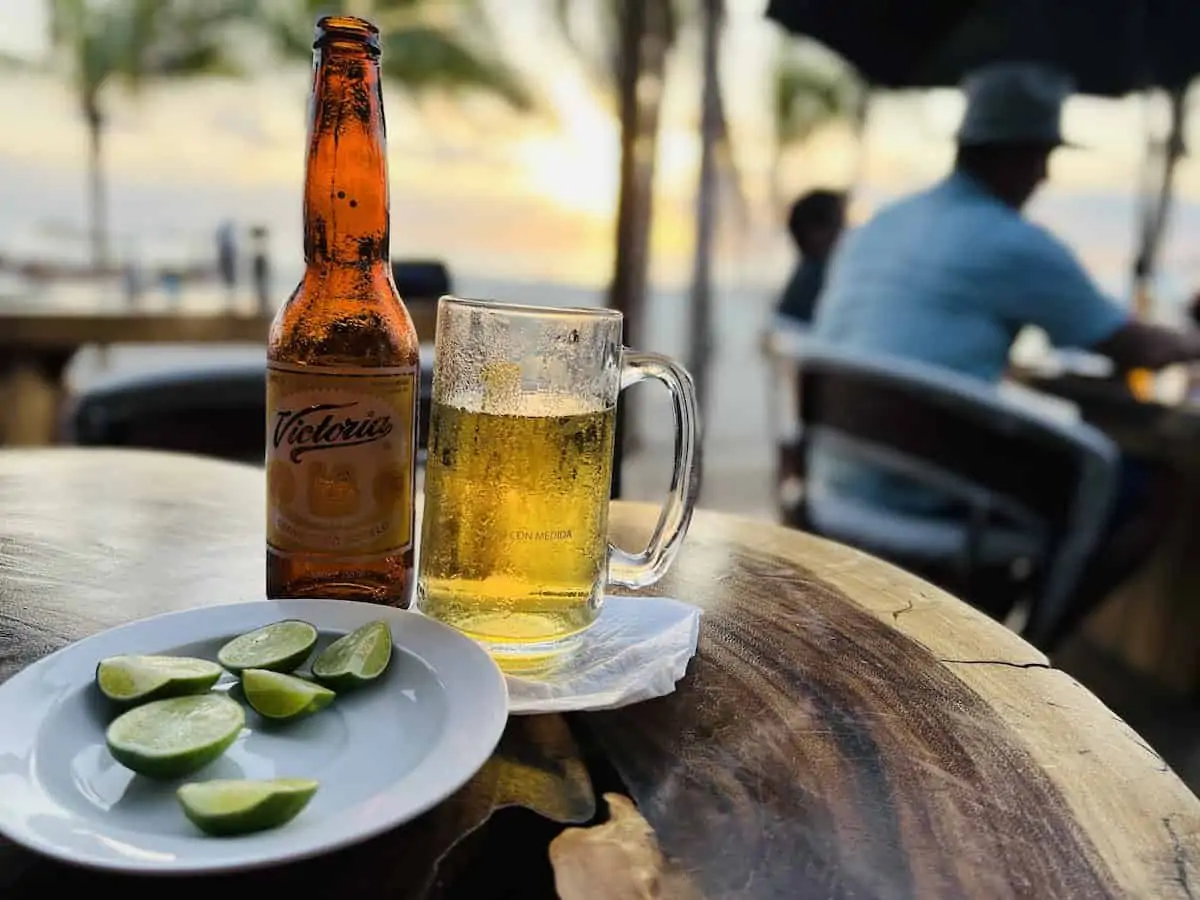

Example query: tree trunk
[609,0,670,344]
[85,102,108,270]
[687,0,721,422]
[608,0,671,484]
[1133,86,1186,319]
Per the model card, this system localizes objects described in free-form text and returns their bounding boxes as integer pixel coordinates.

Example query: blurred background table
[1018,368,1200,696]
[0,448,1195,898]
[0,291,440,451]
[0,308,273,446]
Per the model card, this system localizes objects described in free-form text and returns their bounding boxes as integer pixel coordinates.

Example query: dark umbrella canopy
[765,0,1200,97]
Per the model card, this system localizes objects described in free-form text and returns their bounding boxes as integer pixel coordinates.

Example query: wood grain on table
[0,449,1195,899]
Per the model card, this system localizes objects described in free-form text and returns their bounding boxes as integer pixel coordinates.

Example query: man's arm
[1002,228,1200,371]
[1092,320,1200,372]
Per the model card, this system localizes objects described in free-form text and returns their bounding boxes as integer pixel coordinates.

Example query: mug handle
[607,350,702,589]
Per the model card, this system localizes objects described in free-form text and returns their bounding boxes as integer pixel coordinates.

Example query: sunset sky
[2,0,1200,295]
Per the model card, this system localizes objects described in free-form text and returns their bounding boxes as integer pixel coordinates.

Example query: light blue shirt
[809,170,1130,514]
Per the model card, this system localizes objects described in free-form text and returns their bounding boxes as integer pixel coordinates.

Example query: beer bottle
[266,15,419,607]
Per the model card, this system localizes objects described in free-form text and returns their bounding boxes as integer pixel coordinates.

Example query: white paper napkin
[504,596,701,715]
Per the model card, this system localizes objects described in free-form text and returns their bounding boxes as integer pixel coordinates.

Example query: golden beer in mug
[416,296,700,659]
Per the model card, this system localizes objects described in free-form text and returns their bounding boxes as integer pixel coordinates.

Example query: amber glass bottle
[266,16,419,607]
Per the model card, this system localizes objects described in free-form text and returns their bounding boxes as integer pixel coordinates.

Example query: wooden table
[1019,371,1200,695]
[0,301,441,448]
[0,449,1196,899]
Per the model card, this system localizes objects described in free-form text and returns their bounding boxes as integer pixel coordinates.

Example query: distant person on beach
[216,220,237,303]
[810,61,1200,645]
[250,226,271,314]
[775,189,845,326]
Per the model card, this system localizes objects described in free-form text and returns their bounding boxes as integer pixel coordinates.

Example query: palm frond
[48,0,88,49]
[773,53,863,148]
[553,0,597,74]
[78,14,118,99]
[259,0,530,109]
[257,4,317,62]
[381,25,530,109]
[45,0,254,103]
[126,0,254,83]
[555,0,683,106]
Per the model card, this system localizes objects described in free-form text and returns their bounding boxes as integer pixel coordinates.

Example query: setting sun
[513,74,620,219]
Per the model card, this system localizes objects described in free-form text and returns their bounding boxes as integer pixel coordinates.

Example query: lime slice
[217,620,318,674]
[96,655,223,705]
[241,669,335,720]
[177,778,318,836]
[311,620,392,690]
[106,694,245,779]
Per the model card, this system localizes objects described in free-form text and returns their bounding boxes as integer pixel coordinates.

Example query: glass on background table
[1015,361,1200,697]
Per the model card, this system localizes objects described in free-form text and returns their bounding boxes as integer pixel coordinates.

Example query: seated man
[810,61,1200,642]
[776,189,846,326]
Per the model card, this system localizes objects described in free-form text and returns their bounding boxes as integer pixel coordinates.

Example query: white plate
[0,599,508,875]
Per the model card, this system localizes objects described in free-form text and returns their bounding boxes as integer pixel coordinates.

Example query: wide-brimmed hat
[956,61,1077,148]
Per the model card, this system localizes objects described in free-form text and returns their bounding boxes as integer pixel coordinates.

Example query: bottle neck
[303,44,390,269]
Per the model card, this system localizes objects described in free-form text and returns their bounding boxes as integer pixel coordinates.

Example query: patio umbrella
[764,0,1200,97]
[765,0,1200,308]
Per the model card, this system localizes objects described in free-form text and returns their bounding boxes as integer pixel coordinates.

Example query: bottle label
[266,362,417,558]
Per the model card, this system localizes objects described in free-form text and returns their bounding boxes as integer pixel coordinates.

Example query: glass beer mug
[416,296,700,659]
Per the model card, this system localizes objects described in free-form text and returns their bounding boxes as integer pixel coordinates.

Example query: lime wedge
[217,620,318,674]
[106,694,245,779]
[311,620,392,690]
[96,655,222,706]
[241,669,335,720]
[177,778,318,836]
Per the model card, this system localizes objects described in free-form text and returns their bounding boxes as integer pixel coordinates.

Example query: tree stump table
[0,449,1195,898]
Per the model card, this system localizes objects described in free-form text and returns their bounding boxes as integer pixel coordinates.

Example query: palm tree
[770,49,865,213]
[682,0,748,423]
[44,0,253,269]
[685,0,723,420]
[261,0,531,111]
[554,1,675,472]
[557,1,743,455]
[555,0,676,354]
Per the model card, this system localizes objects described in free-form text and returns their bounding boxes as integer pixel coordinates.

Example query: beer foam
[445,389,610,418]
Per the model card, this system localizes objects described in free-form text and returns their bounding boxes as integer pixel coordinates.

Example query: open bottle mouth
[313,15,381,54]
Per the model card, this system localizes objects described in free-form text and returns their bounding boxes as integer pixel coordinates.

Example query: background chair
[62,356,269,463]
[790,341,1120,648]
[392,260,452,308]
